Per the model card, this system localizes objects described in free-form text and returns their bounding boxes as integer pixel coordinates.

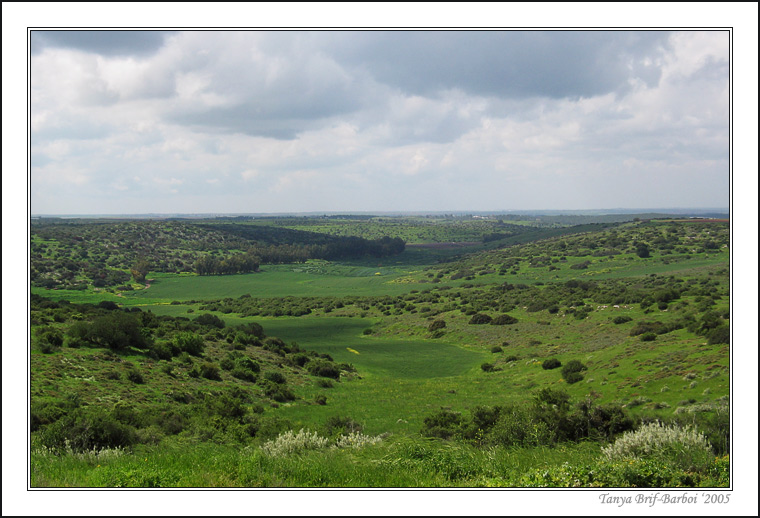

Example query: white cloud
[28,30,730,214]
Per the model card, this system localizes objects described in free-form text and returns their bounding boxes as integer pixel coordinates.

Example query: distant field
[257,317,486,379]
[120,265,418,302]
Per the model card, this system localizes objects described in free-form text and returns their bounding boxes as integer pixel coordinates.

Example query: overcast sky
[30,29,730,214]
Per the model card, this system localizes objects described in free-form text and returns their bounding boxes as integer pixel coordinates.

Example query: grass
[28,220,731,489]
[31,435,727,488]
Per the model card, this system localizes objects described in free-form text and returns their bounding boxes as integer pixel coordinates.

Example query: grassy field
[28,219,731,489]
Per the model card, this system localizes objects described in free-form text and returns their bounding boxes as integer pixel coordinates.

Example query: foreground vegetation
[29,215,731,487]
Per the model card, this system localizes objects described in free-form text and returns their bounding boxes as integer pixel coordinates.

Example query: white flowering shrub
[33,439,126,462]
[260,429,330,457]
[602,421,713,471]
[260,429,385,457]
[334,432,383,449]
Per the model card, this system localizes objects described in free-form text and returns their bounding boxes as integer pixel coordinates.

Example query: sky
[29,29,732,215]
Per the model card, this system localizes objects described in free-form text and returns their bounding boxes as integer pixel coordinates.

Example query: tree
[635,242,651,258]
[85,311,148,351]
[131,257,150,282]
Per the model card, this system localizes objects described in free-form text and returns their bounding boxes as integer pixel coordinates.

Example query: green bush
[629,320,668,336]
[612,315,632,324]
[173,332,205,356]
[306,360,341,380]
[469,313,492,325]
[263,383,295,402]
[542,358,562,370]
[480,362,496,372]
[491,314,518,325]
[230,366,257,382]
[490,346,503,354]
[125,368,145,384]
[640,332,657,342]
[707,325,729,345]
[74,311,148,351]
[38,408,137,453]
[324,415,363,436]
[263,371,286,384]
[486,404,552,448]
[421,410,462,440]
[148,341,175,360]
[199,362,222,381]
[561,360,587,381]
[194,313,225,329]
[428,320,447,332]
[559,360,587,384]
[36,328,64,353]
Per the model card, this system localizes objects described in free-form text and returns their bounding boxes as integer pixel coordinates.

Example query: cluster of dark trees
[194,252,261,276]
[31,220,407,286]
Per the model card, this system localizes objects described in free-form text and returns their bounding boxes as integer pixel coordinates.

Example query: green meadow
[29,218,731,488]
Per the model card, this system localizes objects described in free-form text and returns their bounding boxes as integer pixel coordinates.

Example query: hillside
[29,218,731,488]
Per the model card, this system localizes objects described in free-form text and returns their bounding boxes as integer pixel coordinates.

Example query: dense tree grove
[30,219,406,288]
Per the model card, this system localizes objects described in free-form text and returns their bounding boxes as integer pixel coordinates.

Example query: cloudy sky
[30,29,730,215]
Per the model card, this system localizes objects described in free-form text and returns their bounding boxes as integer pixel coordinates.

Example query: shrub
[316,378,334,389]
[324,415,363,436]
[612,316,632,324]
[263,383,295,402]
[260,429,330,457]
[487,404,552,448]
[148,341,175,360]
[469,313,492,325]
[38,408,137,453]
[421,410,462,440]
[173,332,205,356]
[542,358,562,370]
[84,312,148,351]
[602,421,713,472]
[428,320,447,332]
[491,314,518,325]
[306,359,341,379]
[231,366,257,382]
[707,325,729,345]
[194,313,225,329]
[334,431,383,449]
[314,394,327,405]
[561,360,587,383]
[490,346,503,354]
[481,362,496,372]
[629,320,668,336]
[125,368,145,384]
[199,362,222,381]
[640,332,657,342]
[263,371,286,384]
[36,328,64,353]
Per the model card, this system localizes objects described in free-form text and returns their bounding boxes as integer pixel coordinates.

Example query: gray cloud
[29,30,729,214]
[31,30,174,56]
[325,31,670,99]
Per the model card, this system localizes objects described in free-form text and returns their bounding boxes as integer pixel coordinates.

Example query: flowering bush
[334,432,383,449]
[602,421,713,472]
[260,429,330,457]
[261,428,384,457]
